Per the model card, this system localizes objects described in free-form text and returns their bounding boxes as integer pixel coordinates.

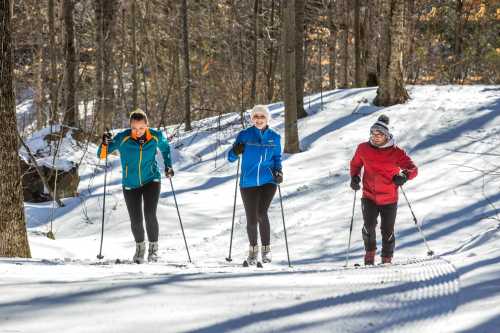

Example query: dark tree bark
[94,0,117,133]
[374,0,409,106]
[63,0,77,127]
[295,0,307,118]
[266,0,277,103]
[282,0,299,153]
[0,0,31,257]
[354,0,362,87]
[181,0,192,131]
[48,0,59,124]
[337,0,349,88]
[250,0,260,106]
[452,0,465,82]
[131,0,139,110]
[327,0,337,90]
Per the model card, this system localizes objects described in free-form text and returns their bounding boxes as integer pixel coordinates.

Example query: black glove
[232,143,245,156]
[350,175,361,191]
[101,132,112,146]
[273,170,283,184]
[393,172,407,186]
[165,167,175,178]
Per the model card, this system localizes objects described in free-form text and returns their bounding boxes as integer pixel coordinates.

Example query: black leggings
[240,183,277,246]
[361,198,398,257]
[123,181,161,243]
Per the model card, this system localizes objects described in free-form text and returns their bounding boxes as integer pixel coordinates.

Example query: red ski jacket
[350,142,418,205]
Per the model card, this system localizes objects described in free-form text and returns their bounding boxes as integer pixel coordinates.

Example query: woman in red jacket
[350,115,418,265]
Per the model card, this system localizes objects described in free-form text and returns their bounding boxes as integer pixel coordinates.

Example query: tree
[354,0,362,87]
[0,0,31,257]
[295,0,307,118]
[282,0,300,153]
[337,0,349,88]
[94,0,117,133]
[48,0,58,125]
[181,0,192,131]
[327,0,337,90]
[63,0,77,127]
[374,0,409,106]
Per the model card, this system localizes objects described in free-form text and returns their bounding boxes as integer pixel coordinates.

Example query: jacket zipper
[257,155,262,186]
[139,145,143,185]
[125,164,128,178]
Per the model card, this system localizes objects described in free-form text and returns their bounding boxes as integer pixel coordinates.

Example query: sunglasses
[252,115,267,120]
[370,131,386,138]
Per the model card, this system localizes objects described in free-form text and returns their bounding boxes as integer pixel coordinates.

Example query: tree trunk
[374,0,409,106]
[266,0,277,102]
[48,0,59,125]
[63,0,77,127]
[453,0,464,83]
[181,0,192,131]
[337,0,349,88]
[366,0,380,86]
[295,0,307,119]
[354,0,362,87]
[0,0,31,258]
[327,0,337,90]
[250,0,260,106]
[282,0,299,153]
[94,0,117,133]
[131,0,138,110]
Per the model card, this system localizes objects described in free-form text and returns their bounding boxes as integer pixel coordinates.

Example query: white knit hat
[370,114,391,138]
[250,105,270,121]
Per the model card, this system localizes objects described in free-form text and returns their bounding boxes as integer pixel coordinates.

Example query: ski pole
[400,186,434,256]
[278,185,292,267]
[97,144,109,260]
[345,190,357,267]
[169,177,192,263]
[226,158,240,262]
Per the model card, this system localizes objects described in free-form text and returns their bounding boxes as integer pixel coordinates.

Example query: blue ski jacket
[228,126,282,188]
[97,128,172,189]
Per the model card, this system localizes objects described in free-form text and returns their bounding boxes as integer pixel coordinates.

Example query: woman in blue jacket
[228,105,283,264]
[98,109,174,263]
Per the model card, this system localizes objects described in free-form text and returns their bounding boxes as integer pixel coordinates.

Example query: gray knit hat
[370,115,391,138]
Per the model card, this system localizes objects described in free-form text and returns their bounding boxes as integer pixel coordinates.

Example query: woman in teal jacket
[228,105,283,265]
[98,109,173,263]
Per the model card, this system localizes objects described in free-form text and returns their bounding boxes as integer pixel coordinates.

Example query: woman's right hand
[101,132,112,146]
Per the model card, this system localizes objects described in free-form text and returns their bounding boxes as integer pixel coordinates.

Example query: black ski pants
[123,180,161,243]
[240,183,277,247]
[361,198,397,258]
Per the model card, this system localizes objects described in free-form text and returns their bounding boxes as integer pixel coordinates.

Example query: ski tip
[354,263,361,267]
[242,260,249,267]
[256,262,263,268]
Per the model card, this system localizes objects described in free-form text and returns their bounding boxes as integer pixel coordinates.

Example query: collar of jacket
[130,128,153,142]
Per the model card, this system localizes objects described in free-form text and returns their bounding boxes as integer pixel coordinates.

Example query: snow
[3,85,500,332]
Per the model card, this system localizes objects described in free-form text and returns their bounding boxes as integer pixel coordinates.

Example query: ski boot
[148,242,159,263]
[133,241,146,264]
[262,245,272,263]
[246,245,259,265]
[381,256,392,264]
[364,250,376,265]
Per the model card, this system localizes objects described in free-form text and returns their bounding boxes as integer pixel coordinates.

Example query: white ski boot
[246,245,259,265]
[262,245,272,263]
[148,242,159,263]
[133,241,146,264]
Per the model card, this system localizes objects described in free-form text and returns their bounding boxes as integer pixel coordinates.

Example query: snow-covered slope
[2,85,500,332]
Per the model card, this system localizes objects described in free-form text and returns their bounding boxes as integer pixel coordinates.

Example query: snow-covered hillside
[2,85,499,332]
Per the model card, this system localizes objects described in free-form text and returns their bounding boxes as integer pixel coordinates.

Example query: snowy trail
[1,257,458,333]
[4,85,500,332]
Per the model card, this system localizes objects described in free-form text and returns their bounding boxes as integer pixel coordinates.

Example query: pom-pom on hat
[370,114,391,138]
